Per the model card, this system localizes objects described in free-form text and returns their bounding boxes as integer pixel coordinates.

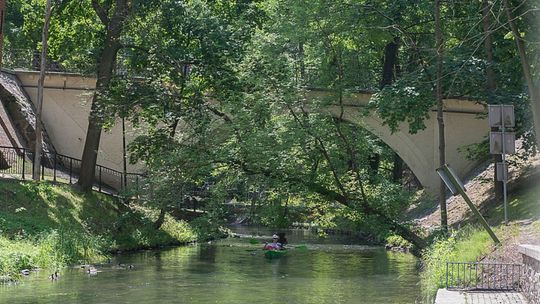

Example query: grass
[0,179,197,282]
[485,178,540,224]
[420,227,501,301]
[420,177,540,301]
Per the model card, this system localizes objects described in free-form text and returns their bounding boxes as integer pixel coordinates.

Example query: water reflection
[0,229,422,304]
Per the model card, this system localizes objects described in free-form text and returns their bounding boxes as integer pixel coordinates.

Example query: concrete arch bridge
[4,70,488,195]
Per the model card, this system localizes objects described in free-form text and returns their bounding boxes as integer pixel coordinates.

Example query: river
[0,228,422,303]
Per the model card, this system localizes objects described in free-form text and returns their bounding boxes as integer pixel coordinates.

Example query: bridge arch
[309,90,489,195]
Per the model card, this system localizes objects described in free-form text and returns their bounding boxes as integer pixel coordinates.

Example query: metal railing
[446,261,522,291]
[2,48,132,76]
[0,146,143,196]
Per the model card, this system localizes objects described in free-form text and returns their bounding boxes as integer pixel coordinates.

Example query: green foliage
[420,227,494,299]
[371,77,435,134]
[0,180,197,281]
[385,235,412,249]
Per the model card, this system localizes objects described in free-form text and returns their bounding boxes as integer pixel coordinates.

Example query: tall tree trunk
[435,0,448,232]
[298,42,306,81]
[482,0,504,200]
[0,0,5,67]
[380,37,405,182]
[503,0,540,147]
[78,0,129,191]
[33,0,52,181]
[380,37,399,88]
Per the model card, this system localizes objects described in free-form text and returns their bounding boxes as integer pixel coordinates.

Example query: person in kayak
[263,234,282,250]
[277,232,287,248]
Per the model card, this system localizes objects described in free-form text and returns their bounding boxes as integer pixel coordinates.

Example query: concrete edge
[518,244,540,261]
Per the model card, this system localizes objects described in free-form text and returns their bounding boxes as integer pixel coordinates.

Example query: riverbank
[419,155,540,301]
[0,179,198,283]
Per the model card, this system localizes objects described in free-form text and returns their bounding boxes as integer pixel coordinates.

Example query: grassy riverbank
[420,175,540,299]
[0,179,197,282]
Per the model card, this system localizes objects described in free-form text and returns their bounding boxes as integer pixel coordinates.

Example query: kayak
[264,250,287,258]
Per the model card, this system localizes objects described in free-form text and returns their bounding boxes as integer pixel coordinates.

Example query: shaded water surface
[0,229,421,303]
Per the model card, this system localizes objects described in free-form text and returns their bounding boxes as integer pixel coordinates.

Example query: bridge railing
[2,48,133,76]
[446,261,522,291]
[0,145,143,195]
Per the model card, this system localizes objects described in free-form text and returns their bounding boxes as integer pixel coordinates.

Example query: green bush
[385,234,412,249]
[0,180,198,282]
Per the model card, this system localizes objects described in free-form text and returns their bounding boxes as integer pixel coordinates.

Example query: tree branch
[91,0,110,25]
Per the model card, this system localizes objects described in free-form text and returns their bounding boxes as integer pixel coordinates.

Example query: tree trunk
[33,0,52,181]
[0,0,5,67]
[380,37,399,88]
[435,0,448,232]
[482,0,504,200]
[78,0,129,191]
[380,37,405,183]
[298,42,306,81]
[303,179,427,252]
[392,153,404,183]
[154,207,166,230]
[503,0,540,147]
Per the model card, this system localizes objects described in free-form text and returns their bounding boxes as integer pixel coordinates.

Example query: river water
[0,228,422,303]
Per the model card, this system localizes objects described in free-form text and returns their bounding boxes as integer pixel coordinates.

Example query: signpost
[436,164,500,244]
[488,105,515,225]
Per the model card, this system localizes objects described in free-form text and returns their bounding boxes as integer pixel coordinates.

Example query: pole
[501,106,508,225]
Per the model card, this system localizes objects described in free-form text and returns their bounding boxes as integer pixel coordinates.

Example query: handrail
[446,261,522,291]
[0,145,144,195]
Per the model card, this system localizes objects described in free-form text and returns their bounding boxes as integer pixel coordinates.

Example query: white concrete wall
[14,70,144,175]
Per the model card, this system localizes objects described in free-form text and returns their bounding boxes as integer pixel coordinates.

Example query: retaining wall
[519,244,540,303]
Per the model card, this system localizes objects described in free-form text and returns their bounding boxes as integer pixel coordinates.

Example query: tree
[0,0,6,67]
[503,0,540,147]
[77,0,132,191]
[482,0,503,200]
[33,0,52,181]
[434,0,447,232]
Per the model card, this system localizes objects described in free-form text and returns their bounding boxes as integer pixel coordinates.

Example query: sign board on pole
[436,168,458,196]
[488,105,515,128]
[436,164,500,244]
[436,165,466,196]
[489,132,516,154]
[496,162,509,182]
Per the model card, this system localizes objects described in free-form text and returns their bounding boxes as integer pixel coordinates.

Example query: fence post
[53,153,57,182]
[41,154,45,180]
[69,158,73,184]
[98,166,102,193]
[22,150,26,180]
[446,262,449,288]
[30,151,34,180]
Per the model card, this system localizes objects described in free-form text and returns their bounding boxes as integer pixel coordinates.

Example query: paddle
[294,245,307,251]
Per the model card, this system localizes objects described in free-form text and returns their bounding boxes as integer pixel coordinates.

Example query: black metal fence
[446,261,522,291]
[0,146,143,195]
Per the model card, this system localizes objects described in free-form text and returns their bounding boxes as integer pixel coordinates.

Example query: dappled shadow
[0,178,86,237]
[0,178,184,252]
